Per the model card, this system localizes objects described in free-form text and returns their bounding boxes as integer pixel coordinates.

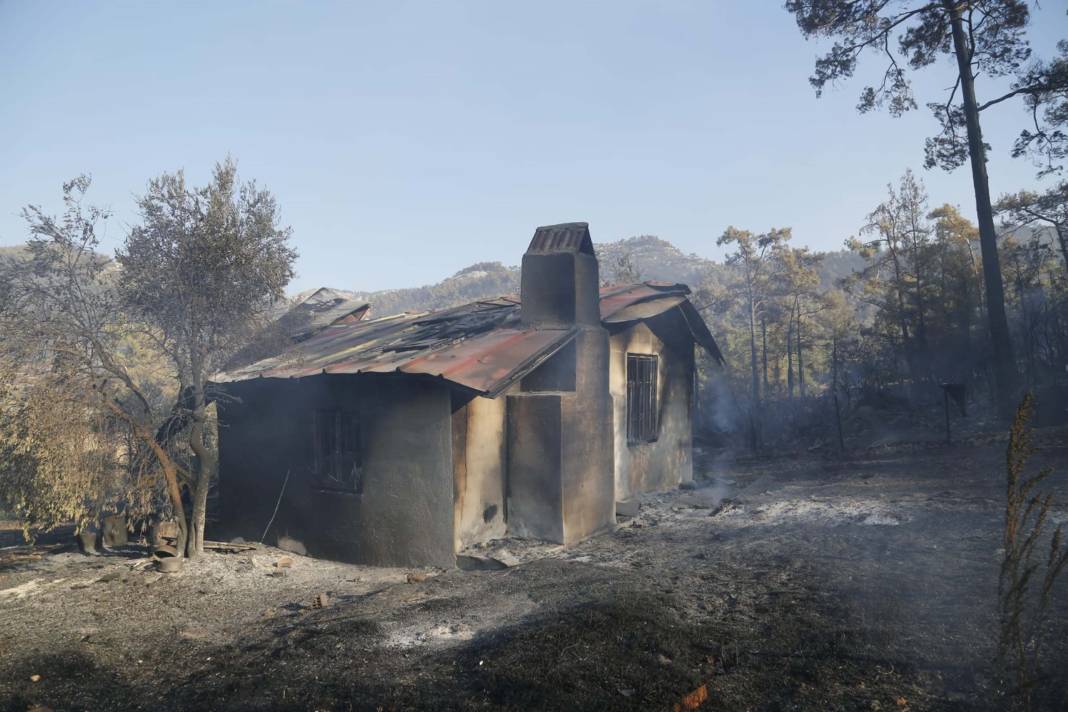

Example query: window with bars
[312,409,362,493]
[626,354,659,444]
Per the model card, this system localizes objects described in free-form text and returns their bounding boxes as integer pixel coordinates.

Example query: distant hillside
[596,235,715,285]
[349,262,520,317]
[327,236,867,319]
[1,236,868,320]
[0,245,29,261]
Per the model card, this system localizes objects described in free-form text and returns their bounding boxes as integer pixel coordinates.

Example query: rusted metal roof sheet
[599,283,723,364]
[213,296,575,396]
[213,282,722,393]
[599,282,691,320]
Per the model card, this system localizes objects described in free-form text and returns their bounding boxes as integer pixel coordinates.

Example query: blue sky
[1,1,1065,293]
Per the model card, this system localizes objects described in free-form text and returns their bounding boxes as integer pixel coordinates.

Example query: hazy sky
[1,1,1065,293]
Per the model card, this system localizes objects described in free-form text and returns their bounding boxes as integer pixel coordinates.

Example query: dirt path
[2,432,1067,711]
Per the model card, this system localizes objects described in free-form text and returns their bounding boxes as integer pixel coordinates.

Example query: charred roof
[212,283,722,395]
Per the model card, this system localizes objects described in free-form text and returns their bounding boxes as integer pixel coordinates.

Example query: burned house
[211,223,722,567]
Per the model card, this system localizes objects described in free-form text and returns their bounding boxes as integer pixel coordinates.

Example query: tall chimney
[508,222,614,546]
[520,222,600,328]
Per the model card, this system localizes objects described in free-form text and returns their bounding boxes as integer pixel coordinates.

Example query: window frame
[626,353,659,445]
[311,408,363,494]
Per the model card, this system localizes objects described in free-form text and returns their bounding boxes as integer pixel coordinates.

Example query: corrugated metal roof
[213,283,722,394]
[599,282,692,321]
[599,283,723,364]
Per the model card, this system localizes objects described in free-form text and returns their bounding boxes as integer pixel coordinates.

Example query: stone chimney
[520,222,600,328]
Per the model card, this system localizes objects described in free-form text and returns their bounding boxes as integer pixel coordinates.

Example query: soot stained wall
[452,390,508,550]
[609,313,695,502]
[217,374,454,567]
[506,328,614,545]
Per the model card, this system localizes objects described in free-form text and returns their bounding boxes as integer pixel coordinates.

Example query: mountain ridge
[319,235,867,319]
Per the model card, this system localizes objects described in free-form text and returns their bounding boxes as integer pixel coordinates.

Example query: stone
[456,555,508,571]
[76,530,98,555]
[490,549,521,567]
[276,535,307,556]
[100,514,128,548]
[615,499,640,518]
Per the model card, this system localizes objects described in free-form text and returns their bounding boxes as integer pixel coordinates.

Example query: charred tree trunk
[832,332,845,453]
[761,315,769,397]
[1015,270,1037,389]
[945,0,1016,413]
[187,416,214,559]
[185,362,218,559]
[797,309,806,398]
[748,290,760,407]
[1056,223,1068,274]
[786,302,795,399]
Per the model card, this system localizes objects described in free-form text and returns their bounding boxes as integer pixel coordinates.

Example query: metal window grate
[626,354,659,444]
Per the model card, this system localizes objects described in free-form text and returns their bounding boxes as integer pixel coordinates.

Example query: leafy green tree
[929,203,984,369]
[1,163,296,558]
[118,158,297,557]
[772,244,824,398]
[716,227,792,449]
[996,182,1068,270]
[0,177,182,542]
[785,0,1068,412]
[847,171,936,391]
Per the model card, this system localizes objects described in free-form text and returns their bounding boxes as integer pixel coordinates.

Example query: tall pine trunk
[748,285,761,452]
[945,0,1016,413]
[1055,224,1068,273]
[748,292,759,405]
[761,316,769,396]
[787,297,796,399]
[797,308,806,398]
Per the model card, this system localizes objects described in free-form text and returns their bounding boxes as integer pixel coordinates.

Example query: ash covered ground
[2,429,1067,711]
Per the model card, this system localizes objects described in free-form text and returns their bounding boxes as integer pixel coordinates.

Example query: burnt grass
[3,432,1068,711]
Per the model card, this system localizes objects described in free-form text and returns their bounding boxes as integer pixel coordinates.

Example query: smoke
[700,371,739,434]
[702,448,735,506]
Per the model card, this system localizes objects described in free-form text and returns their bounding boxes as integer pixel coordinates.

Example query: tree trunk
[186,398,217,559]
[1056,223,1068,273]
[184,356,219,559]
[748,293,760,406]
[945,0,1017,413]
[832,331,845,453]
[1012,264,1037,389]
[797,309,806,398]
[761,316,769,396]
[786,307,795,399]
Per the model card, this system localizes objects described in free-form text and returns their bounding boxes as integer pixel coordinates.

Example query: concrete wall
[560,327,615,543]
[452,390,508,550]
[216,374,455,568]
[506,328,614,545]
[505,392,564,542]
[609,313,695,502]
